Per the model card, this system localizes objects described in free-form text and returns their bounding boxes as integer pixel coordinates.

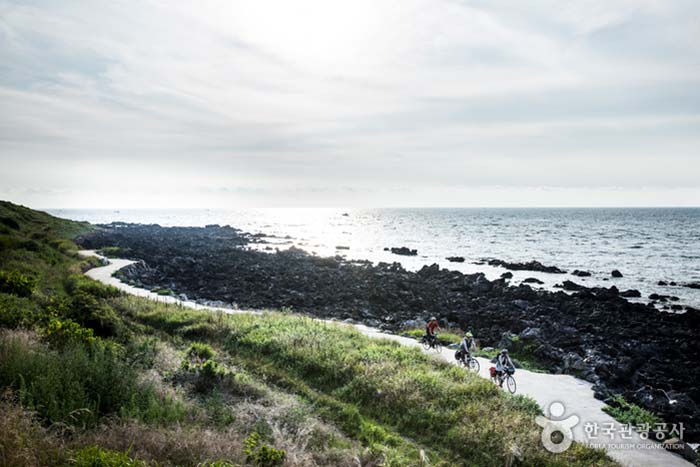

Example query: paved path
[79,251,692,467]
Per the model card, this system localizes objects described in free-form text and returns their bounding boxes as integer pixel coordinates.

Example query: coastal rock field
[79,223,700,441]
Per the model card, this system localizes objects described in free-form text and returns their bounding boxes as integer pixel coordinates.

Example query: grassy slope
[0,201,617,467]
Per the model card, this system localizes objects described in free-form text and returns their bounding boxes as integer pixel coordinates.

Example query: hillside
[0,201,616,467]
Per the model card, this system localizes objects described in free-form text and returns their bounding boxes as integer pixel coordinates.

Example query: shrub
[0,270,37,297]
[0,216,20,230]
[180,358,226,394]
[243,432,285,467]
[65,274,121,300]
[0,234,19,251]
[0,333,185,427]
[44,318,96,348]
[199,462,239,467]
[0,294,41,328]
[187,342,217,361]
[68,290,125,338]
[65,446,147,467]
[507,394,543,416]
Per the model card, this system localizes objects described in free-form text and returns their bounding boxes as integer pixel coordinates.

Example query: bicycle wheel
[421,338,431,351]
[435,341,442,353]
[468,357,480,372]
[506,375,517,394]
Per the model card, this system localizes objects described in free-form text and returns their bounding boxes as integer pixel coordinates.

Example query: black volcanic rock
[78,223,700,441]
[522,277,544,285]
[388,246,417,256]
[619,289,641,298]
[556,280,586,291]
[486,259,566,274]
[572,270,592,277]
[611,269,623,278]
[446,256,465,263]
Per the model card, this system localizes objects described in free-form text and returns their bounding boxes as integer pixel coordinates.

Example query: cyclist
[495,349,515,387]
[425,317,440,346]
[456,331,474,363]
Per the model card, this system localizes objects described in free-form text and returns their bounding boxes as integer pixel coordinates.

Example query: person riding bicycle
[456,331,474,363]
[495,349,515,387]
[425,317,439,346]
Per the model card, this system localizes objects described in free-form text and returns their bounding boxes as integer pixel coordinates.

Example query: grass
[97,246,126,258]
[122,302,615,467]
[0,331,190,427]
[0,200,618,467]
[603,395,663,431]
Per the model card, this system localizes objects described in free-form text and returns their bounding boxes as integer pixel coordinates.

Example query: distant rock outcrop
[486,258,566,274]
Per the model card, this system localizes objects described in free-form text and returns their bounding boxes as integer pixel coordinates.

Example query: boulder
[500,272,513,279]
[486,258,566,274]
[522,277,544,285]
[446,256,465,263]
[558,280,587,291]
[389,246,418,256]
[519,327,543,341]
[563,352,587,372]
[662,438,699,463]
[611,269,623,278]
[572,270,592,277]
[619,289,641,298]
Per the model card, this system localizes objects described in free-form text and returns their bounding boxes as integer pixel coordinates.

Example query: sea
[49,207,700,311]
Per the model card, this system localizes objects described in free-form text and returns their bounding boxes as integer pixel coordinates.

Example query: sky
[1,0,699,208]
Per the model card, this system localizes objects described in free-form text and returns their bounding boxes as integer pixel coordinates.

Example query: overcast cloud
[1,0,699,207]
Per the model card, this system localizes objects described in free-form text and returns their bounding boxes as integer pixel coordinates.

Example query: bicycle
[458,353,480,373]
[490,367,517,394]
[420,334,442,353]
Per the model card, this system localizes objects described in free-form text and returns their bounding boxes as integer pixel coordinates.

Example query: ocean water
[50,207,700,310]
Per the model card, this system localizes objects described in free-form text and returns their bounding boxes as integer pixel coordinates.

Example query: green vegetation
[0,200,617,467]
[154,288,174,296]
[0,270,37,297]
[61,446,149,467]
[97,246,126,258]
[244,432,285,467]
[603,395,663,430]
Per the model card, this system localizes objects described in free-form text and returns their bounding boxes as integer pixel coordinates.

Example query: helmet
[465,331,473,338]
[501,349,509,354]
[430,317,437,321]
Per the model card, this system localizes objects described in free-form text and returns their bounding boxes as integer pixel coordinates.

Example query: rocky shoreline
[78,223,700,441]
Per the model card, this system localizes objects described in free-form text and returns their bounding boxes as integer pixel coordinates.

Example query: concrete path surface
[79,250,692,467]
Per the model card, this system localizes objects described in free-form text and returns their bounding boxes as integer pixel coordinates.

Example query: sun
[230,0,388,72]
